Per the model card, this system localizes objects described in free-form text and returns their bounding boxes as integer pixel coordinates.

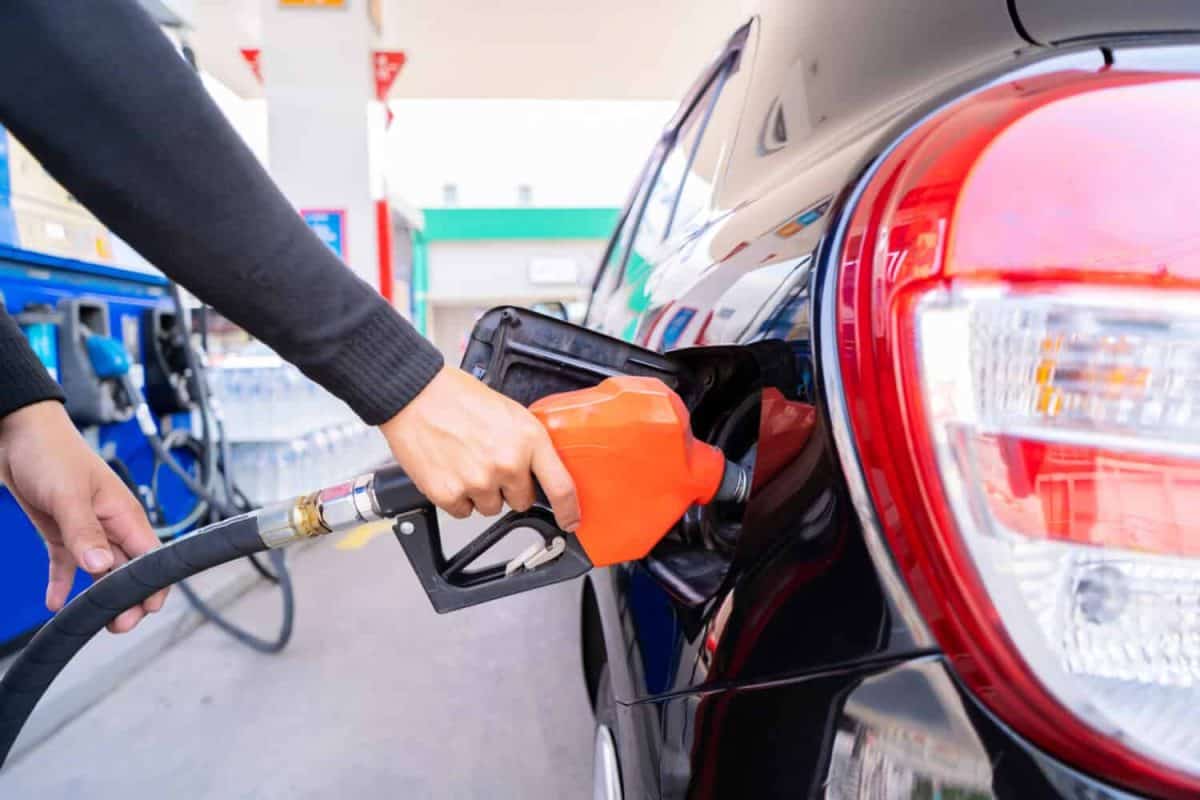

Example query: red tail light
[836,67,1200,798]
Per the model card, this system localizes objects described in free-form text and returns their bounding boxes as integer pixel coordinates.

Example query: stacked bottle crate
[209,356,391,505]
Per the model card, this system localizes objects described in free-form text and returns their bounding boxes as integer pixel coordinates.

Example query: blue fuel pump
[0,244,197,651]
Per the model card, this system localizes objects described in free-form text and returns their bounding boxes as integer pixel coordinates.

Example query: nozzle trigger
[394,506,591,614]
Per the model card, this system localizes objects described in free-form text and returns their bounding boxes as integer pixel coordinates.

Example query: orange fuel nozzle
[530,376,748,567]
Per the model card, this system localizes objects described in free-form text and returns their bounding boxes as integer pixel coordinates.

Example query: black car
[571,3,1200,798]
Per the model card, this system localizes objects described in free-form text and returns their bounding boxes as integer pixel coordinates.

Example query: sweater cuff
[0,311,65,419]
[307,304,444,426]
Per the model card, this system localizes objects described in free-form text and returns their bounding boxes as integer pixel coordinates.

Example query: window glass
[663,69,730,241]
[587,51,742,337]
[642,72,724,247]
[609,67,730,337]
[590,167,656,312]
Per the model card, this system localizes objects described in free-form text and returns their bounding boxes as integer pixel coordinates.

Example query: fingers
[103,547,147,633]
[469,487,504,518]
[107,605,146,634]
[48,477,162,632]
[46,540,155,629]
[95,468,168,618]
[45,543,75,612]
[94,470,158,558]
[425,478,474,519]
[144,586,168,614]
[119,542,168,616]
[19,504,75,612]
[529,429,580,532]
[468,440,534,517]
[495,441,535,512]
[50,491,112,576]
[500,476,536,513]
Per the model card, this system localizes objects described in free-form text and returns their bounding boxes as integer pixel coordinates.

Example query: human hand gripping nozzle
[384,375,749,612]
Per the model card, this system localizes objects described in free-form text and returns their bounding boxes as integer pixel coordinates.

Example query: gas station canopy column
[260,0,388,293]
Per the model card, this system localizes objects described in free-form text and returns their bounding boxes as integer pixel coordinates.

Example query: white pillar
[260,0,384,291]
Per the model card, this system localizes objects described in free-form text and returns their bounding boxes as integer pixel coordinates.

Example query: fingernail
[146,593,165,613]
[564,520,580,533]
[83,548,112,572]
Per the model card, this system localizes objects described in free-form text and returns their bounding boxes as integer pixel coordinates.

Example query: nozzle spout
[714,460,750,504]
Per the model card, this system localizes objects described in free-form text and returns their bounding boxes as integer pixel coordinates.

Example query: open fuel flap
[396,306,787,613]
[460,306,696,406]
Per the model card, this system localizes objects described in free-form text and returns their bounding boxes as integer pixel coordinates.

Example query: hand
[0,401,166,632]
[380,366,581,530]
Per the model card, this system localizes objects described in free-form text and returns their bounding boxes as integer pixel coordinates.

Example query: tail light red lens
[836,67,1200,798]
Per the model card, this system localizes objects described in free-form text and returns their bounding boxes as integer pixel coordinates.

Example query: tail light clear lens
[917,288,1200,770]
[835,66,1200,798]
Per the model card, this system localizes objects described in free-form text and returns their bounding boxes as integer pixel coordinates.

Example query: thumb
[52,492,114,575]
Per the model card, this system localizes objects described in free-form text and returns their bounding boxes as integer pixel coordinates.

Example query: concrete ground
[0,515,594,799]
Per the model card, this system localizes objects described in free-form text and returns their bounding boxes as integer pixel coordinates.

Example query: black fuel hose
[175,548,293,654]
[137,283,299,651]
[0,512,267,767]
[142,425,239,518]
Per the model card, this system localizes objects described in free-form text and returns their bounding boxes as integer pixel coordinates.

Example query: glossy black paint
[578,10,1200,799]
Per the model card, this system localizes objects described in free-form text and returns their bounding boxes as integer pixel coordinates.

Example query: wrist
[379,365,450,432]
[0,399,69,439]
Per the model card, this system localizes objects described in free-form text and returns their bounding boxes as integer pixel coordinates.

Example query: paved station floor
[0,514,594,799]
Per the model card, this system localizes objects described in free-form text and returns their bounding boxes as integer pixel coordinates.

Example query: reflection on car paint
[627,565,684,696]
[826,661,994,800]
[750,279,809,343]
[704,259,807,345]
[751,388,816,490]
[660,307,698,349]
[775,196,833,239]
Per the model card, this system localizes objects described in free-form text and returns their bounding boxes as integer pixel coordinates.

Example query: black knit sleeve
[0,0,442,424]
[0,308,64,419]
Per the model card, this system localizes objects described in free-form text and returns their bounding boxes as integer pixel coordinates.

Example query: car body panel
[643,657,1142,799]
[1011,0,1200,45]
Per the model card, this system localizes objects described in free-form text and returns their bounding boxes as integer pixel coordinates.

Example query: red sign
[240,48,263,85]
[373,50,406,101]
[375,199,394,302]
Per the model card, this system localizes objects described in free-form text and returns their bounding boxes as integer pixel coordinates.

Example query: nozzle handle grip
[370,463,557,517]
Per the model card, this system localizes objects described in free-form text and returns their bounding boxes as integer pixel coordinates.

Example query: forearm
[0,0,441,424]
